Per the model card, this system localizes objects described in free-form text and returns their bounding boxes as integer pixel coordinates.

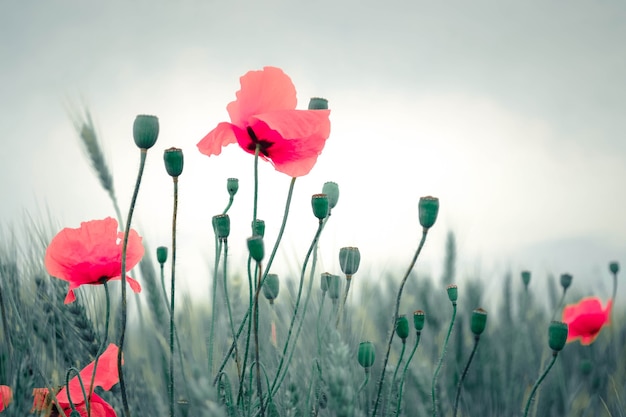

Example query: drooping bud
[252,219,265,238]
[263,274,280,304]
[322,182,339,210]
[609,261,619,275]
[213,214,230,240]
[560,274,573,291]
[395,315,410,341]
[357,341,375,368]
[413,310,425,332]
[163,147,184,177]
[247,236,264,263]
[470,308,488,336]
[311,194,329,220]
[521,271,531,289]
[227,178,239,197]
[339,247,360,277]
[446,284,458,303]
[418,196,439,230]
[308,97,329,110]
[133,115,159,149]
[548,321,568,352]
[328,274,342,301]
[156,246,168,264]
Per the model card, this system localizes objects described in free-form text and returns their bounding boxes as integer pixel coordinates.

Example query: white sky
[1,0,625,306]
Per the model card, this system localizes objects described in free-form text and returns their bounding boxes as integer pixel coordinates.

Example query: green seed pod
[418,196,439,230]
[263,274,280,304]
[413,310,425,332]
[156,246,168,264]
[247,236,264,263]
[328,274,341,301]
[308,97,329,110]
[322,181,339,209]
[560,273,573,291]
[609,261,619,275]
[357,341,376,368]
[133,114,159,149]
[311,194,329,220]
[548,321,568,352]
[339,247,360,277]
[320,272,332,293]
[446,284,458,303]
[395,315,410,341]
[163,147,184,177]
[251,219,265,238]
[226,178,239,197]
[471,308,488,336]
[521,271,531,288]
[213,214,230,240]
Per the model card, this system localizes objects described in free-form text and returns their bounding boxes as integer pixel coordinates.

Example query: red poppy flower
[31,344,120,417]
[0,385,11,412]
[45,217,144,304]
[562,297,612,345]
[197,66,331,177]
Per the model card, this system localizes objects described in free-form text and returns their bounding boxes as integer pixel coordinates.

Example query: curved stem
[169,177,179,417]
[222,239,241,379]
[523,352,559,417]
[118,148,148,417]
[223,196,235,215]
[208,238,222,376]
[372,229,429,417]
[431,301,457,417]
[88,281,111,417]
[65,367,88,415]
[358,368,371,395]
[386,341,406,414]
[453,336,480,417]
[396,331,422,417]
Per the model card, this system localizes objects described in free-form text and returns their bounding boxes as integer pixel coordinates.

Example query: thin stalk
[431,301,457,417]
[358,369,371,395]
[87,281,111,417]
[385,340,406,415]
[118,148,148,417]
[396,331,422,416]
[66,367,89,415]
[169,177,179,417]
[551,289,568,321]
[222,239,242,379]
[253,263,265,417]
[335,278,352,328]
[316,292,327,359]
[237,256,255,408]
[453,336,480,417]
[208,238,222,376]
[372,229,429,417]
[523,352,559,417]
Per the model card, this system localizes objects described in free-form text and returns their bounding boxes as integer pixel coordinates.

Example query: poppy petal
[197,122,238,157]
[0,385,12,411]
[562,296,612,345]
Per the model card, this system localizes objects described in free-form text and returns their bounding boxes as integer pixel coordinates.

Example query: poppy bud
[339,247,360,277]
[70,411,81,417]
[548,321,568,352]
[521,271,531,288]
[357,341,375,368]
[311,194,329,220]
[413,310,425,332]
[227,178,239,197]
[320,272,332,293]
[446,284,458,303]
[609,261,619,275]
[322,181,339,210]
[418,196,439,230]
[471,308,487,336]
[213,214,230,240]
[247,236,264,263]
[308,97,329,110]
[263,274,280,304]
[133,115,159,149]
[395,315,410,341]
[156,246,168,264]
[163,147,184,177]
[328,274,342,301]
[560,274,573,291]
[252,219,265,238]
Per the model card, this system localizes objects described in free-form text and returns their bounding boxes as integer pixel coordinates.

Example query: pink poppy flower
[0,385,12,412]
[197,66,331,177]
[31,344,120,417]
[45,217,144,304]
[562,297,612,345]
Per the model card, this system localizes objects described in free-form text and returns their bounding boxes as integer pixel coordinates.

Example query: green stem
[396,331,422,417]
[372,229,429,417]
[65,367,89,415]
[358,368,371,395]
[208,238,222,376]
[222,239,241,379]
[119,148,148,417]
[385,341,406,415]
[223,196,235,215]
[453,336,480,417]
[335,277,352,328]
[431,301,457,417]
[523,352,559,417]
[253,263,265,417]
[551,289,568,321]
[169,177,179,417]
[316,292,327,359]
[87,281,111,417]
[237,256,255,408]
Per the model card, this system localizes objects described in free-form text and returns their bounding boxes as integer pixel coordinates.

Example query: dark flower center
[246,127,273,157]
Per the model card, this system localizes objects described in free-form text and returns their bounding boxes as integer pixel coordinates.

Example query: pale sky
[1,1,625,306]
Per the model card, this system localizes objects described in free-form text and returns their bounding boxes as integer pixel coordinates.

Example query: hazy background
[1,0,625,306]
